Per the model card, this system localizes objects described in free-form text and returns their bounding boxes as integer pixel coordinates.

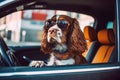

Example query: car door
[0,63,120,80]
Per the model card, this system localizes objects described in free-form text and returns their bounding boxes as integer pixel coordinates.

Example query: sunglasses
[45,19,69,28]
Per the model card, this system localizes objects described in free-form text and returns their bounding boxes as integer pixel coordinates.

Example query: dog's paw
[29,60,46,67]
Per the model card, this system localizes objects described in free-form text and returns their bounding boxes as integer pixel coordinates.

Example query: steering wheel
[0,36,20,66]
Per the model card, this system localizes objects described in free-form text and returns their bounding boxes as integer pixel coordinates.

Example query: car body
[0,0,120,80]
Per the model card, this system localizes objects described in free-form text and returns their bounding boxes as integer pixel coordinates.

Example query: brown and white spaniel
[29,15,87,67]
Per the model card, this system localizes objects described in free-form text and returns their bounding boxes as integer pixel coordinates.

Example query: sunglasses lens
[57,20,68,28]
[45,20,55,28]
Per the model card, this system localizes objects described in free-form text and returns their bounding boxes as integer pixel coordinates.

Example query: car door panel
[0,64,120,80]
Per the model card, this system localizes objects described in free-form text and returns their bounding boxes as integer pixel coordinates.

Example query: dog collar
[54,52,72,60]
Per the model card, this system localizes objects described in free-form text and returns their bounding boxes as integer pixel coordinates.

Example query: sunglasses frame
[45,19,69,29]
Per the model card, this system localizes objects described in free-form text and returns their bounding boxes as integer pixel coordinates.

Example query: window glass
[0,10,94,46]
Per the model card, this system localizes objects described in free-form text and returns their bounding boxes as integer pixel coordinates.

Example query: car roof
[0,0,115,20]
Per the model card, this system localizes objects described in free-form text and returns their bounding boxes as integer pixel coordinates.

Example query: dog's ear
[69,19,87,54]
[41,26,53,53]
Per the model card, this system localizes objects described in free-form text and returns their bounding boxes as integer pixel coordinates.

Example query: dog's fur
[29,15,87,67]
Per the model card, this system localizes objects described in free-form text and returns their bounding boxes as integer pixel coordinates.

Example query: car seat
[83,26,100,63]
[92,29,115,63]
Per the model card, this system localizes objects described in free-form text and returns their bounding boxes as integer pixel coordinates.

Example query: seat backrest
[109,19,118,62]
[92,29,115,63]
[108,19,117,62]
[83,26,100,62]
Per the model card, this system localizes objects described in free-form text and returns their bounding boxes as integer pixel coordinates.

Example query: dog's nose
[48,28,59,34]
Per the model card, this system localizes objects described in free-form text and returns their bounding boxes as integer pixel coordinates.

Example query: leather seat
[92,29,115,63]
[83,26,100,62]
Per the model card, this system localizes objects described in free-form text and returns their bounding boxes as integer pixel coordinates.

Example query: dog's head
[41,15,87,59]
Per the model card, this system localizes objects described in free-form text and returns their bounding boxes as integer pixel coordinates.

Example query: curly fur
[41,15,87,64]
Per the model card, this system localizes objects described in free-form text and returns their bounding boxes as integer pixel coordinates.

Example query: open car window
[0,10,94,46]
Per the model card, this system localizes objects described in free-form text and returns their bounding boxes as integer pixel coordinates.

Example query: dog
[29,15,87,67]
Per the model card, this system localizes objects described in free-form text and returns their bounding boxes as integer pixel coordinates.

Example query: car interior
[0,0,117,67]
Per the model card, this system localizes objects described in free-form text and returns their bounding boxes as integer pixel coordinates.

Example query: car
[0,0,120,80]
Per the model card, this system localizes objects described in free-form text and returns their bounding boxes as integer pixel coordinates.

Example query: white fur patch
[29,53,75,67]
[47,53,75,66]
[47,24,62,43]
[29,60,46,67]
[53,44,68,53]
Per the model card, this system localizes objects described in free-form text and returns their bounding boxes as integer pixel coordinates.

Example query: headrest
[84,26,97,41]
[98,29,115,44]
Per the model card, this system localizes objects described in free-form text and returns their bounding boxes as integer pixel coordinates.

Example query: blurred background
[0,10,94,45]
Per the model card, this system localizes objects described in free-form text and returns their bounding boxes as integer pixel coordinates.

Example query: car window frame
[0,0,119,66]
[0,0,120,79]
[116,0,120,62]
